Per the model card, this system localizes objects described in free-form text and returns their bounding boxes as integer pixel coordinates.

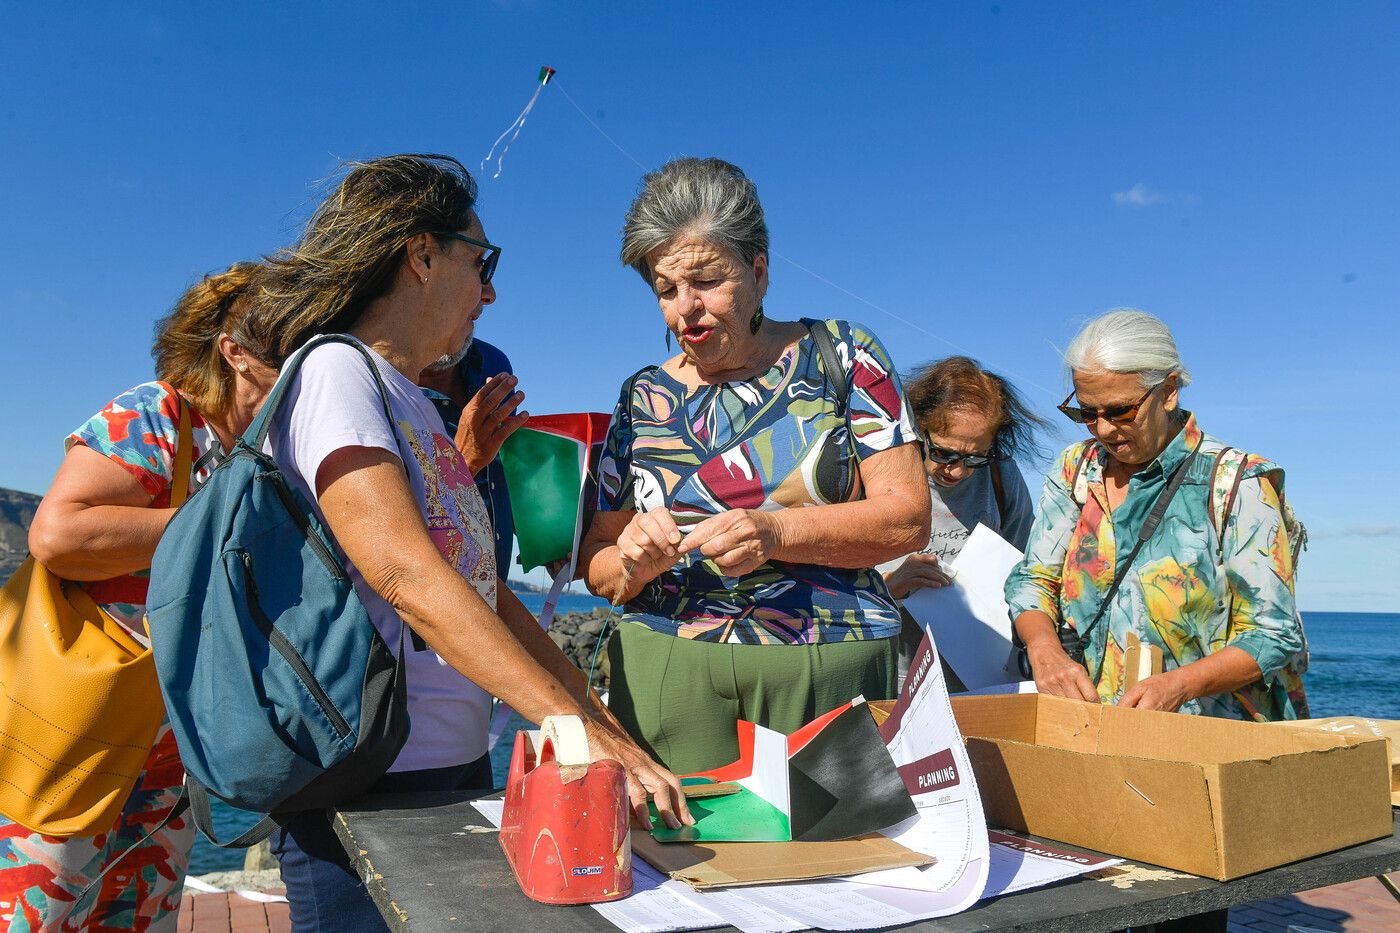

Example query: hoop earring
[750,304,765,334]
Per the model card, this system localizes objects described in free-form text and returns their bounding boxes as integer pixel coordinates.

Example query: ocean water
[188,606,1397,875]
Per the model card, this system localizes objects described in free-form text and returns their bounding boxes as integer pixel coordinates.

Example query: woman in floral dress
[1,263,276,931]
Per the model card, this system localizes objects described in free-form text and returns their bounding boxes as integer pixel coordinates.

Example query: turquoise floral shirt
[1004,413,1308,721]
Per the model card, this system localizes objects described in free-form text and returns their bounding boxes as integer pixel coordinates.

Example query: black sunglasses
[1057,385,1157,425]
[437,231,501,285]
[926,443,995,469]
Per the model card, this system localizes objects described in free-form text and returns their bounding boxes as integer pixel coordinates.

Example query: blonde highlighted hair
[152,262,265,418]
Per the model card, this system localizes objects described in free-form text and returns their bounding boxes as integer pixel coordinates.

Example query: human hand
[615,509,686,588]
[1118,669,1191,712]
[1027,641,1100,702]
[583,718,694,830]
[454,374,529,474]
[883,552,953,599]
[679,509,781,577]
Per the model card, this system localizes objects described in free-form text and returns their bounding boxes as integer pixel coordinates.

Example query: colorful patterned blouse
[67,381,224,635]
[1004,413,1308,721]
[597,319,918,645]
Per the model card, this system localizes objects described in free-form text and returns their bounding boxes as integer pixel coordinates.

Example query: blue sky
[2,1,1396,611]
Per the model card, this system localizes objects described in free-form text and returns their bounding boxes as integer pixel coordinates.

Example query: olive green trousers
[606,622,897,775]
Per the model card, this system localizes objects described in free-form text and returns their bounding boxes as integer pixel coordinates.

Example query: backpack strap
[243,334,407,468]
[616,364,659,512]
[1210,447,1249,554]
[1067,441,1096,507]
[802,318,850,415]
[989,457,1008,524]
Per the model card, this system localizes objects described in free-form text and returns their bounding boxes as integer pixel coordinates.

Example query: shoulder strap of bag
[1212,447,1249,554]
[990,456,1008,523]
[803,318,850,415]
[170,394,193,508]
[1066,446,1200,661]
[617,364,659,513]
[243,334,406,468]
[1068,441,1096,507]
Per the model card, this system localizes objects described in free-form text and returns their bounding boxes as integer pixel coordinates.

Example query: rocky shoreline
[544,606,618,691]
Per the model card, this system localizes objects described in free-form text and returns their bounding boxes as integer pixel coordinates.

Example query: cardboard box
[1270,716,1400,806]
[945,694,1394,880]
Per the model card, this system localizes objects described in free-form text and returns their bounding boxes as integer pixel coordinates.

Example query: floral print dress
[0,382,221,931]
[597,319,919,645]
[1004,413,1308,721]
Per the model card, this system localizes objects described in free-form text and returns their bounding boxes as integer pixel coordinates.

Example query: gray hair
[620,158,769,283]
[1064,308,1192,389]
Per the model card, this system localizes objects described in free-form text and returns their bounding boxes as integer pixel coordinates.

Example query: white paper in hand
[901,523,1025,690]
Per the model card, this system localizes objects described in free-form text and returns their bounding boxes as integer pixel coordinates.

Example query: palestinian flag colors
[498,413,611,572]
[651,699,915,844]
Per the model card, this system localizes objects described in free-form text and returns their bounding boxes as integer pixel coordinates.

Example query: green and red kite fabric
[650,699,916,843]
[498,412,611,574]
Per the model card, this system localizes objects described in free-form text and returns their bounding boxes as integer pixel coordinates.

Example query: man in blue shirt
[419,337,528,575]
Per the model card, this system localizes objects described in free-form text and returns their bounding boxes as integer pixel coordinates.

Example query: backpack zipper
[238,550,353,741]
[255,470,347,582]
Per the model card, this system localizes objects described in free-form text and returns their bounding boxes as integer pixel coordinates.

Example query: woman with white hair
[581,157,930,774]
[1005,309,1307,723]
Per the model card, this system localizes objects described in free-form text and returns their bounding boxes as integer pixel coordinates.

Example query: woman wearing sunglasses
[1005,309,1307,729]
[235,154,690,930]
[882,357,1044,598]
[880,357,1046,682]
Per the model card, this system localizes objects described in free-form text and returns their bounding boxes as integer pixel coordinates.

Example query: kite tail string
[585,557,633,693]
[481,80,547,179]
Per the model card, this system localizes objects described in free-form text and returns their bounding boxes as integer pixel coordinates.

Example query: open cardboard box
[871,694,1393,880]
[1270,716,1400,806]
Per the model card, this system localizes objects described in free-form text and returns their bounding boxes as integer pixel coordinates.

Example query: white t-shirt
[266,338,497,772]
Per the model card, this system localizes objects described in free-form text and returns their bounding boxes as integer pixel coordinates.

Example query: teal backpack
[145,334,411,847]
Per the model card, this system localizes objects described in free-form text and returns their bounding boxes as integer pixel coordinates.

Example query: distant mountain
[0,487,41,584]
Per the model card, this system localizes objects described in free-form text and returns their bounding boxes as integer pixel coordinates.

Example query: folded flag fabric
[651,699,916,843]
[498,413,611,573]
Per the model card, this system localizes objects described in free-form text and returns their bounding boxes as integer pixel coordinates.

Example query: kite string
[481,81,547,179]
[553,81,647,171]
[550,84,1062,402]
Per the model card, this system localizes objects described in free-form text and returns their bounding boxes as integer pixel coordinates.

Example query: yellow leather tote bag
[0,400,191,836]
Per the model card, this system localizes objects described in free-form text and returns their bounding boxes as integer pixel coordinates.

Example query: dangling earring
[665,329,673,351]
[750,304,765,334]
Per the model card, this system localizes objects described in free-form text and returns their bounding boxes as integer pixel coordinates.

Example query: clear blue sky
[2,1,1396,611]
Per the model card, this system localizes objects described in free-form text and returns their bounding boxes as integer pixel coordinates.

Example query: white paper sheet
[956,680,1039,697]
[901,523,1028,689]
[982,831,1123,897]
[838,632,990,915]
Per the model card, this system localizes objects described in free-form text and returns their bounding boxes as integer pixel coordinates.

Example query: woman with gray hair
[1005,309,1307,726]
[580,157,930,774]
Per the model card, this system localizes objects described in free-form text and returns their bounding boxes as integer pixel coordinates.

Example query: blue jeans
[271,753,493,932]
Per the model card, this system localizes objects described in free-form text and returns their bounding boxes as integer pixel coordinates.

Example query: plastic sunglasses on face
[925,443,995,469]
[437,231,502,285]
[1057,385,1157,425]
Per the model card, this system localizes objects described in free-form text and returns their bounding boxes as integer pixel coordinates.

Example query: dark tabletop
[333,791,1400,933]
